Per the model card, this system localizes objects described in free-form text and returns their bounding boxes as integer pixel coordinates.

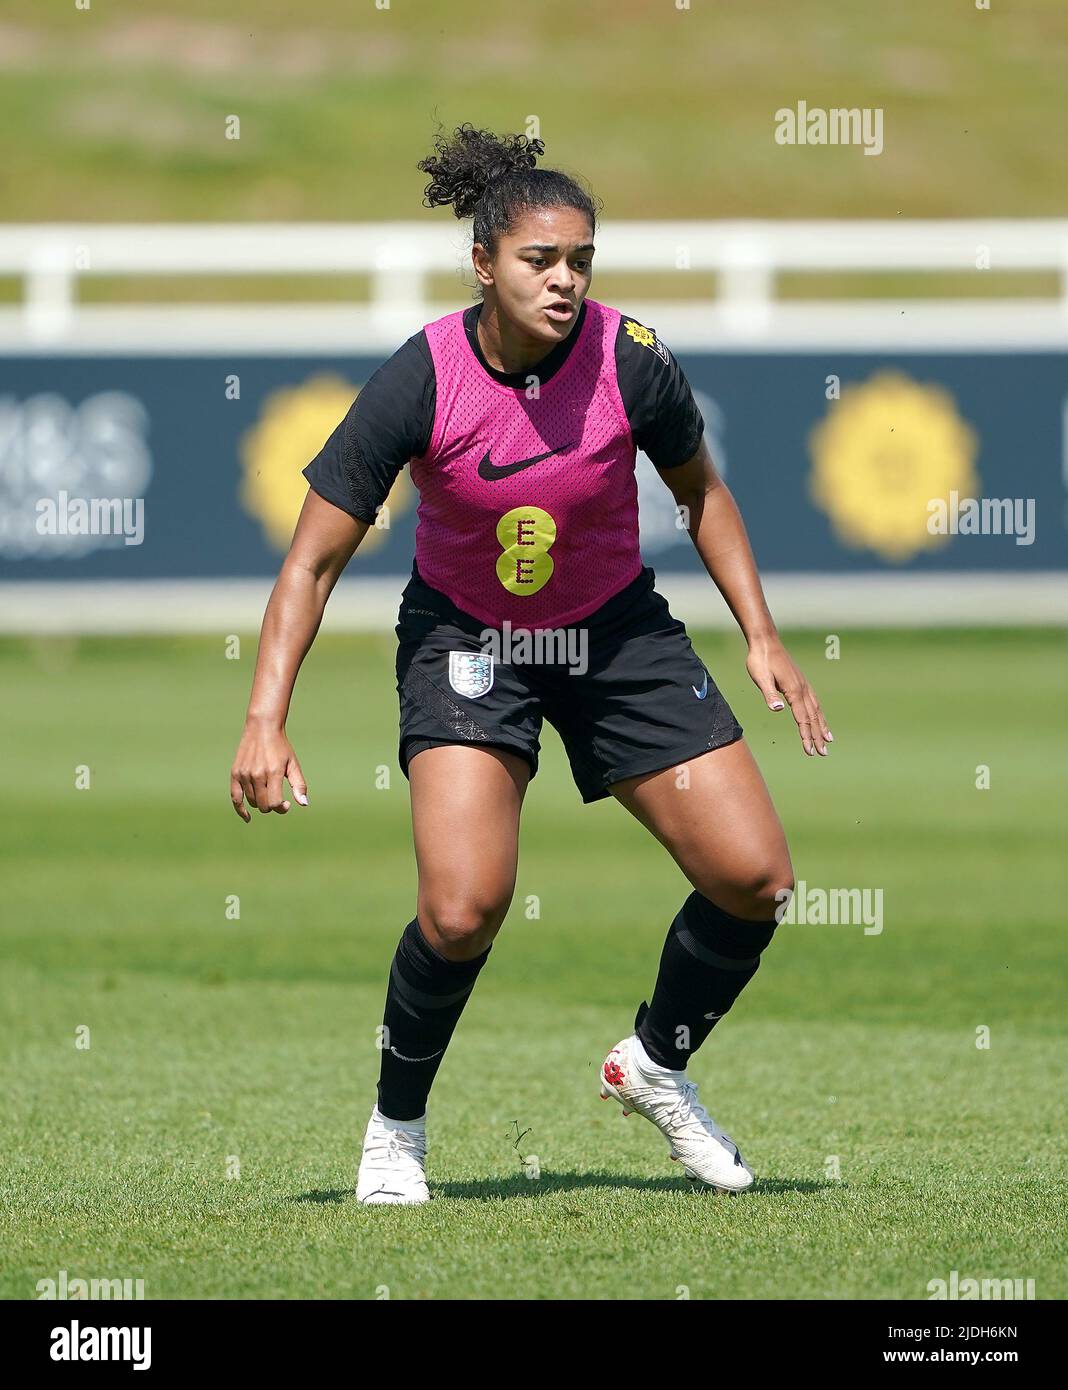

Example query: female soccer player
[230,125,831,1205]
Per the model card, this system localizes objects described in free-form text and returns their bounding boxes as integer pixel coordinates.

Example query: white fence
[1,219,1068,351]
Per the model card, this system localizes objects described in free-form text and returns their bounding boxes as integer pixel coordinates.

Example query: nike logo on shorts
[477,443,573,480]
[692,671,709,699]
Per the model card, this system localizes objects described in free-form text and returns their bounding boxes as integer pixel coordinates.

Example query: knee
[418,891,512,959]
[695,853,794,923]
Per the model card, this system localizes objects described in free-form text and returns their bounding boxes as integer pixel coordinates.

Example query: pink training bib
[411,297,643,629]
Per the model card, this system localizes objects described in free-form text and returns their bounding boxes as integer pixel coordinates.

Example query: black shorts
[395,562,743,804]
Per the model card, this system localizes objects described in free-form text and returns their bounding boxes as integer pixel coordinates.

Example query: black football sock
[376,917,491,1122]
[634,890,779,1070]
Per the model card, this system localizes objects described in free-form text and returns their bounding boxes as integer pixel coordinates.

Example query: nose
[548,259,575,295]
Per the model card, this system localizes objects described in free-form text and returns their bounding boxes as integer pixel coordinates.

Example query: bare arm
[658,438,833,757]
[230,489,369,820]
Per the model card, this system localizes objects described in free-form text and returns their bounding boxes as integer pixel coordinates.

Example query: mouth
[544,301,576,322]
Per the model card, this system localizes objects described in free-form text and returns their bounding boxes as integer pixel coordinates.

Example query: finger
[287,755,309,807]
[784,690,815,756]
[230,775,251,823]
[803,688,829,756]
[812,695,839,750]
[752,670,786,712]
[239,772,259,815]
[266,770,290,814]
[252,772,273,813]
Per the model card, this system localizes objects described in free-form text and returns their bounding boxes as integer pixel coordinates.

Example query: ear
[471,241,495,289]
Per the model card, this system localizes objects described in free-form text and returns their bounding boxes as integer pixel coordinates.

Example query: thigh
[609,738,792,920]
[409,743,531,943]
[543,585,743,806]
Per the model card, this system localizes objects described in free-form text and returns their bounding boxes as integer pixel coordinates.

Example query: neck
[476,300,572,374]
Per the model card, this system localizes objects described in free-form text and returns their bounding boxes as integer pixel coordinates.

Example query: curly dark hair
[417,123,600,280]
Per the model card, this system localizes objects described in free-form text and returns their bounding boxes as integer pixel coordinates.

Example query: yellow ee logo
[495,506,556,595]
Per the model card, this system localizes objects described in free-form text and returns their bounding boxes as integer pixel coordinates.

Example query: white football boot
[356,1105,431,1205]
[599,1034,754,1193]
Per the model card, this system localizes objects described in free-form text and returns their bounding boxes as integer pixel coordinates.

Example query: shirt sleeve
[302,333,436,523]
[614,314,705,469]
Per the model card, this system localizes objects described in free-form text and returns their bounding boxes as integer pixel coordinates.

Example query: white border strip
[1,574,1065,634]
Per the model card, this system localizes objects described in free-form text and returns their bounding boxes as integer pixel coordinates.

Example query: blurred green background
[2,0,1066,305]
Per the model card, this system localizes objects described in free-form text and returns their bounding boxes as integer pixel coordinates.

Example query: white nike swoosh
[389,1045,444,1063]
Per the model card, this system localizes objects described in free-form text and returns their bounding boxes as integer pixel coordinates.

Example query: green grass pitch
[1,627,1064,1300]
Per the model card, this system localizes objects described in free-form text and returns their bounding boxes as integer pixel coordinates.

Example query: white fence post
[25,239,76,344]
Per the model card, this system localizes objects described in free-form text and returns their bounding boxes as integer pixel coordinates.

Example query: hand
[230,720,309,821]
[746,635,833,757]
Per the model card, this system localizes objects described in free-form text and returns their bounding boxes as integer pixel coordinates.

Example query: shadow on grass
[292,1173,836,1204]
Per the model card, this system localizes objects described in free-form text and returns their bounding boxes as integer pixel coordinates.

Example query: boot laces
[366,1124,426,1168]
[632,1075,740,1158]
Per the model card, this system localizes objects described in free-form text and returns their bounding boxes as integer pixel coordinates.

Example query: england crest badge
[448,651,494,698]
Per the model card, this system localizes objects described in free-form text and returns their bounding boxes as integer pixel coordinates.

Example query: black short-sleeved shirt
[303,300,704,526]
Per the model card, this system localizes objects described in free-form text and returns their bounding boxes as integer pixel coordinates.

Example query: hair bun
[418,124,546,220]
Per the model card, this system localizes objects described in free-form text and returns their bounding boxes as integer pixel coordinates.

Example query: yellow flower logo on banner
[239,374,413,553]
[808,371,980,563]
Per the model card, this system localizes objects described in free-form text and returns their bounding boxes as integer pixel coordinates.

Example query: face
[473,205,595,346]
